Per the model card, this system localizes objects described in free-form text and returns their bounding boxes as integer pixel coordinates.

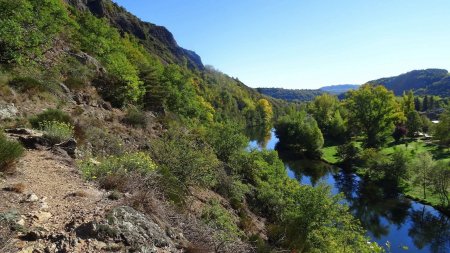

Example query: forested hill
[0,0,286,126]
[257,84,358,102]
[257,88,326,102]
[65,0,204,70]
[367,68,450,96]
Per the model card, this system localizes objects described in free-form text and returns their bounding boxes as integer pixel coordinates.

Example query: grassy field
[321,145,339,164]
[322,138,450,164]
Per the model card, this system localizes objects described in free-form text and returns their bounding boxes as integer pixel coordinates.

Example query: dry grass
[3,183,26,193]
[99,174,129,192]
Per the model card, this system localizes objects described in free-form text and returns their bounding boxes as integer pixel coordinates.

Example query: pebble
[26,193,39,202]
[17,218,26,226]
[33,211,52,222]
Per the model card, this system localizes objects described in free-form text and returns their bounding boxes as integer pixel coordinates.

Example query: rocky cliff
[64,0,204,70]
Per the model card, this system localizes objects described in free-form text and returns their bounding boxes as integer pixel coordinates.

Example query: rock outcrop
[76,206,186,252]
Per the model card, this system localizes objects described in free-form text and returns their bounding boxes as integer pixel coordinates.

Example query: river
[247,128,450,253]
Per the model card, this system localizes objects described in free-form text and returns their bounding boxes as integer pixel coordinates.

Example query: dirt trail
[0,149,113,252]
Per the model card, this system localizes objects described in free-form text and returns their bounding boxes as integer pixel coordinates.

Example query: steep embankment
[0,128,254,252]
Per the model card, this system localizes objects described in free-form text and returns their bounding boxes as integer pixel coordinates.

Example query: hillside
[367,68,450,96]
[65,0,204,70]
[257,85,360,102]
[319,84,360,94]
[257,88,326,102]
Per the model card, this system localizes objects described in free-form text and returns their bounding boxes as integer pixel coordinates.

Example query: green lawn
[403,184,443,207]
[321,138,450,164]
[381,139,450,162]
[321,145,339,164]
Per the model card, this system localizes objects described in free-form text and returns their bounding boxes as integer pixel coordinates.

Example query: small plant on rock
[80,152,157,191]
[123,107,147,128]
[39,121,74,145]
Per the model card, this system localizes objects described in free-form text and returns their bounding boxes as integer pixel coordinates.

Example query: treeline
[257,87,326,102]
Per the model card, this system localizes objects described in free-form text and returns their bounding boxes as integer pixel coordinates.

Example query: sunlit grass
[321,138,450,164]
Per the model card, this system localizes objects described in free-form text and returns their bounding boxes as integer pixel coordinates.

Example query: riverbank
[321,140,450,215]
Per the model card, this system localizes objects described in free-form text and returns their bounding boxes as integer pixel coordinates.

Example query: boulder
[0,103,18,120]
[54,138,77,158]
[76,206,182,252]
[5,128,49,149]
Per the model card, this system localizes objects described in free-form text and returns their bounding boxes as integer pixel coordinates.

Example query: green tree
[328,110,347,141]
[411,152,434,199]
[345,84,403,147]
[388,148,411,183]
[336,142,360,164]
[423,96,429,111]
[434,107,450,146]
[255,98,273,126]
[430,161,450,206]
[275,111,324,157]
[204,122,249,163]
[406,110,422,137]
[402,90,415,115]
[421,115,433,134]
[0,0,73,64]
[104,52,144,103]
[414,97,421,111]
[310,93,340,136]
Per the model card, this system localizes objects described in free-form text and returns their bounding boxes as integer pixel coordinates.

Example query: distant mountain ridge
[319,84,360,94]
[256,88,325,102]
[257,84,359,102]
[367,69,450,96]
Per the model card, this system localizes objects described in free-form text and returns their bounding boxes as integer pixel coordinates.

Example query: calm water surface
[247,128,450,253]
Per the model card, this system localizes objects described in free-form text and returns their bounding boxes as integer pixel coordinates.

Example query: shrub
[150,127,220,188]
[204,122,248,163]
[0,133,24,174]
[201,200,243,240]
[336,142,360,163]
[83,127,124,157]
[39,121,74,145]
[228,179,250,208]
[8,77,45,92]
[80,152,156,191]
[392,125,407,143]
[108,190,122,200]
[275,111,324,157]
[30,109,72,128]
[123,107,147,128]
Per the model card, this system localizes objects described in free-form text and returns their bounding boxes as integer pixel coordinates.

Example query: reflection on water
[247,127,450,253]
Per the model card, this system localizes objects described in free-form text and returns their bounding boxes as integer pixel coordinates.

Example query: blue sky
[113,0,450,89]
